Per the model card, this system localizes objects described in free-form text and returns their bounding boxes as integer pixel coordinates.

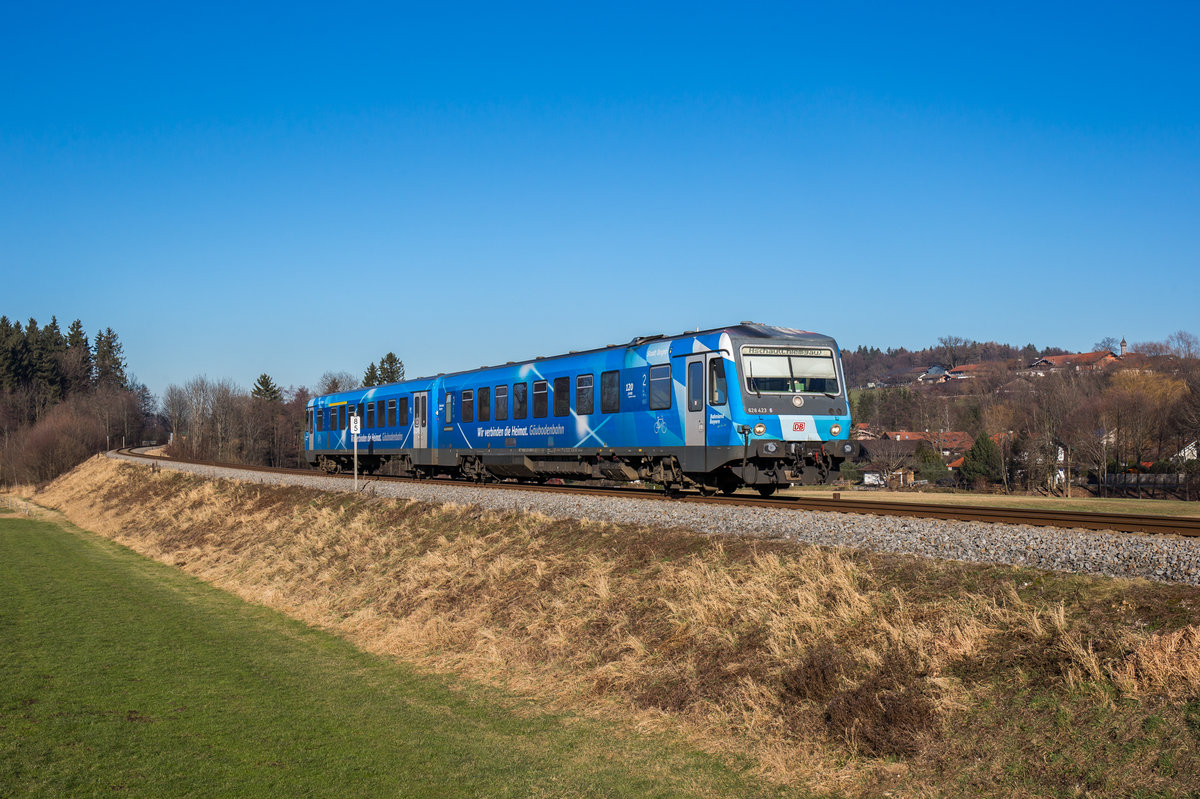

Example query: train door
[684,355,706,470]
[413,392,428,449]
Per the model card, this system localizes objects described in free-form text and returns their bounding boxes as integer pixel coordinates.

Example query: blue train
[304,323,855,495]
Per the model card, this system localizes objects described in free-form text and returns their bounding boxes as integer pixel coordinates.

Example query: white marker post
[350,414,361,492]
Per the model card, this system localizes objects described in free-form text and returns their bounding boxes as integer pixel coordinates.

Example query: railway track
[115,449,1200,538]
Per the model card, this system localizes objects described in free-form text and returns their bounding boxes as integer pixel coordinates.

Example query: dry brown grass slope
[24,456,1200,797]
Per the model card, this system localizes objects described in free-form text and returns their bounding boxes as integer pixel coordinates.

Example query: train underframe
[311,440,852,496]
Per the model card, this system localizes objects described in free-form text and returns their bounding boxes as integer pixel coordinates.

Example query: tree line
[0,316,159,484]
[849,332,1200,496]
[161,352,404,467]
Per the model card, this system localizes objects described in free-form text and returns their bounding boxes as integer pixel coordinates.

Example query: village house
[1027,350,1120,375]
[883,430,975,459]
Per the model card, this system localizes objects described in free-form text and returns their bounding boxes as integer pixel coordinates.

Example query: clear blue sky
[3,1,1198,399]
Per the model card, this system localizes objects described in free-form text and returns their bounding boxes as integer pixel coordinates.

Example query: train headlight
[830,424,842,436]
[753,422,767,436]
[791,395,804,408]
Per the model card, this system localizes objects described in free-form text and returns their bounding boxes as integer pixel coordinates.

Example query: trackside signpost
[350,414,361,491]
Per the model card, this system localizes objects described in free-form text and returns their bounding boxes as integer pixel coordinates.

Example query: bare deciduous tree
[318,371,359,395]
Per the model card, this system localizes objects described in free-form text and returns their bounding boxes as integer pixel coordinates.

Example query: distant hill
[842,339,1070,388]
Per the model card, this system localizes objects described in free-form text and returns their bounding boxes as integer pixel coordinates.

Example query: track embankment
[114,449,1200,585]
[25,456,1200,797]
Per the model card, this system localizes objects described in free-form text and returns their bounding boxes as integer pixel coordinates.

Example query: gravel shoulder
[111,452,1200,586]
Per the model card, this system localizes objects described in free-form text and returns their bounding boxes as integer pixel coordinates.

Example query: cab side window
[709,359,728,406]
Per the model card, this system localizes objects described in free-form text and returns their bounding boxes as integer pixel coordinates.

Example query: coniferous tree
[9,319,36,388]
[35,316,68,404]
[251,373,283,402]
[362,362,380,387]
[64,319,93,392]
[93,327,128,390]
[0,316,23,392]
[377,352,404,383]
[961,432,1004,486]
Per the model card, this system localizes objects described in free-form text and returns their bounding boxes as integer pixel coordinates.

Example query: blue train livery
[304,323,854,495]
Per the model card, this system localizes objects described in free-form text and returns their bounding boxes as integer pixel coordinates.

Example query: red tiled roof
[1034,351,1117,368]
[883,431,975,452]
[947,361,1008,374]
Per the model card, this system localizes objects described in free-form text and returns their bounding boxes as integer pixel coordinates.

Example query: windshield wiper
[747,360,761,397]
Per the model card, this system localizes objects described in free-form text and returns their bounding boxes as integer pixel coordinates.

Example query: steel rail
[114,449,1200,537]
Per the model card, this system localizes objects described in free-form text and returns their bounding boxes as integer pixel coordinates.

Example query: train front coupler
[786,440,857,484]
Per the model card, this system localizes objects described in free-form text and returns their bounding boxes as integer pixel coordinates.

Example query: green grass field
[0,515,803,799]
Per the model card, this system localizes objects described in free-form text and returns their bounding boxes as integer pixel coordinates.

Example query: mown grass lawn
[0,515,805,799]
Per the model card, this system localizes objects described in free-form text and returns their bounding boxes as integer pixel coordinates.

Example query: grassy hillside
[19,457,1200,797]
[0,512,799,798]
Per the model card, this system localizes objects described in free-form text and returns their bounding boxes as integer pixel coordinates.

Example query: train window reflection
[601,371,620,413]
[576,374,594,415]
[649,364,671,410]
[479,387,491,422]
[553,377,569,417]
[533,380,548,418]
[513,383,528,419]
[742,348,839,395]
[462,390,474,423]
[495,385,508,421]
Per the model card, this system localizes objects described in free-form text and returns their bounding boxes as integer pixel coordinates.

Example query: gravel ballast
[111,452,1200,586]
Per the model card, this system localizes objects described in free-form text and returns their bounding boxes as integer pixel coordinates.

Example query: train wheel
[757,485,777,498]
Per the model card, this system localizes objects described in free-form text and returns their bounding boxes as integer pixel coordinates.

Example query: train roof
[311,323,838,403]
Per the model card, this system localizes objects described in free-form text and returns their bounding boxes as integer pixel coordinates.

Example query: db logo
[792,421,806,432]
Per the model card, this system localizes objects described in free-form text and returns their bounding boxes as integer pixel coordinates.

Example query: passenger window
[366,402,376,429]
[316,409,324,432]
[533,380,548,418]
[709,359,728,406]
[398,397,408,426]
[479,387,491,422]
[649,364,672,410]
[576,374,594,415]
[688,361,703,412]
[339,405,347,430]
[513,383,528,419]
[376,400,384,426]
[387,399,396,426]
[462,390,474,423]
[553,377,569,416]
[495,385,508,421]
[601,371,620,413]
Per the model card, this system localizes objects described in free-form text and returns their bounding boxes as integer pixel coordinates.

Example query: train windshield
[742,346,839,395]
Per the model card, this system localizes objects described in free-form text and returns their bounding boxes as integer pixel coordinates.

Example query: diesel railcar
[304,323,855,495]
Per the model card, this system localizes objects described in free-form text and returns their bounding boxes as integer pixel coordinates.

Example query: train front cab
[714,336,854,494]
